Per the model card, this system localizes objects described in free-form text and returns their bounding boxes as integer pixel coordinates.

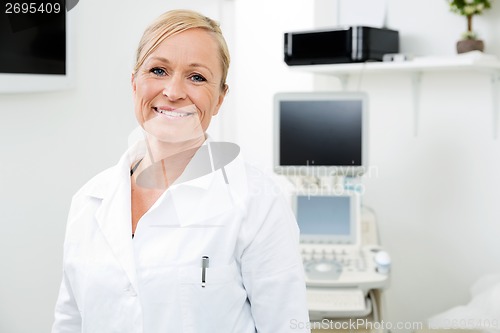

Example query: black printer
[284,26,399,65]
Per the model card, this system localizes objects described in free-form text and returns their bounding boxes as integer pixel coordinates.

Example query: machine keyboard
[302,248,367,276]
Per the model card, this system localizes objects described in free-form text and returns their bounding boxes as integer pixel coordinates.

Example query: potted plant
[447,0,493,53]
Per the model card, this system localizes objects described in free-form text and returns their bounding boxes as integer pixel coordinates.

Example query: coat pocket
[178,264,249,333]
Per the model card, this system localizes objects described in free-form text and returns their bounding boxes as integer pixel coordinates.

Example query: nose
[162,75,186,101]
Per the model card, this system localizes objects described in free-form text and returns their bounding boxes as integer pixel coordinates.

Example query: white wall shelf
[290,54,500,138]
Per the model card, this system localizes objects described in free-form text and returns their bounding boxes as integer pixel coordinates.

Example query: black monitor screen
[0,2,66,75]
[279,99,363,166]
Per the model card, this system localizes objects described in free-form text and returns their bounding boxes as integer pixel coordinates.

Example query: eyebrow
[147,56,214,76]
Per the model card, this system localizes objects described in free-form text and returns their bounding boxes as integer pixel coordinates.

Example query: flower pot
[456,39,484,54]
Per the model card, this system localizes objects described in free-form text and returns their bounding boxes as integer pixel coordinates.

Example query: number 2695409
[5,2,62,14]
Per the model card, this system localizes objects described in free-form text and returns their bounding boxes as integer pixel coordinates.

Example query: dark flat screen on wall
[0,2,66,75]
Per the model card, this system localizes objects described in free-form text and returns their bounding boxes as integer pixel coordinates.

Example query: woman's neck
[132,133,206,190]
[145,134,206,162]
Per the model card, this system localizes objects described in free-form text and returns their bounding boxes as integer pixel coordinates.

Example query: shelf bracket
[411,72,422,137]
[492,71,500,139]
[338,75,349,91]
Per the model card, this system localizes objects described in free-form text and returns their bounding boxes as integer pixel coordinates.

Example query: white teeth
[156,109,192,117]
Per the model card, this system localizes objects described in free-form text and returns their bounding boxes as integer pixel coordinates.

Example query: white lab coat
[52,140,311,333]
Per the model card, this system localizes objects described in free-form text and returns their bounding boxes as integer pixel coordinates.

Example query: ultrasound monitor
[293,192,361,245]
[273,92,368,176]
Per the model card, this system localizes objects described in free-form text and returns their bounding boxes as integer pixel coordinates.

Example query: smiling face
[132,28,226,144]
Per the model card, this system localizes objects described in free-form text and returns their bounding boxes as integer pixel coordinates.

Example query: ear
[212,84,228,116]
[131,72,136,94]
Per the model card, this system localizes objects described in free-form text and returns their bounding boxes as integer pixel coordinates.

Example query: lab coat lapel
[171,159,247,227]
[94,168,139,293]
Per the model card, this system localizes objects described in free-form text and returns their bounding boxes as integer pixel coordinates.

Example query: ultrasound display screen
[295,194,357,244]
[297,195,351,236]
[279,99,362,167]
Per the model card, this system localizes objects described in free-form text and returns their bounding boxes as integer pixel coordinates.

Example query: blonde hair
[134,9,230,91]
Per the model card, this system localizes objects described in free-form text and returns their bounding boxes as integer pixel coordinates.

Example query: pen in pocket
[201,256,209,288]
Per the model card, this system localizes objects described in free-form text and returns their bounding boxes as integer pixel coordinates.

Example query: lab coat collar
[81,139,147,200]
[85,136,247,245]
[153,137,247,227]
[169,137,241,191]
[83,135,242,198]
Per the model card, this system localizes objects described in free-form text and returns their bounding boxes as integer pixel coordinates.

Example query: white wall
[229,0,315,169]
[0,0,227,332]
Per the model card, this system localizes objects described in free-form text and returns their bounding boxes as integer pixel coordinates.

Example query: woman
[52,9,310,333]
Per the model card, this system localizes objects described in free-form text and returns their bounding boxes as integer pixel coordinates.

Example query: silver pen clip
[201,256,209,288]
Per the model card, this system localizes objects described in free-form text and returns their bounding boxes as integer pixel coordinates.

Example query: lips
[153,106,195,119]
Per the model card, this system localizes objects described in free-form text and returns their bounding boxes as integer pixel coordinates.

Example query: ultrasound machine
[273,92,391,321]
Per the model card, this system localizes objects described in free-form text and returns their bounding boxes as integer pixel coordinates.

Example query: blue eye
[150,67,166,76]
[190,74,206,83]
